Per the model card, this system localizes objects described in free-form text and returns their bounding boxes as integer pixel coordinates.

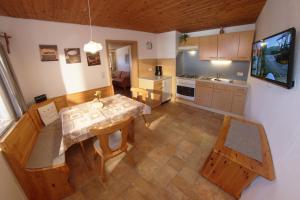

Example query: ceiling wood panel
[0,0,266,33]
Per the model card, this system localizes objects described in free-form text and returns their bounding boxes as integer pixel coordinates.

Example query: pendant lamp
[83,0,103,53]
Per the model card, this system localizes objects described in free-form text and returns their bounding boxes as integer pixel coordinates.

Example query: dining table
[58,94,151,156]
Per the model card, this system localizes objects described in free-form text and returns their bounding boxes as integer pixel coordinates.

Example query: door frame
[105,40,139,88]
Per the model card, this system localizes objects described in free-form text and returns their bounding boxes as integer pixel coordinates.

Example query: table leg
[142,115,150,127]
[128,119,135,144]
[79,141,92,170]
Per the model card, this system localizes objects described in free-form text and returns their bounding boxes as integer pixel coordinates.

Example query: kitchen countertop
[197,78,248,88]
[139,76,172,81]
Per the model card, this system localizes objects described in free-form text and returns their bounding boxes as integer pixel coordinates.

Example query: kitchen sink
[211,78,233,83]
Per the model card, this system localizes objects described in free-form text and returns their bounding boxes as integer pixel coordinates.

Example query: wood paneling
[138,59,157,78]
[0,0,266,33]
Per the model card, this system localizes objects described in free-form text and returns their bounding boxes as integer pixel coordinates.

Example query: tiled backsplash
[176,50,250,81]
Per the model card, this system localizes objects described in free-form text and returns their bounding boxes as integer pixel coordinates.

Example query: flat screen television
[251,27,296,89]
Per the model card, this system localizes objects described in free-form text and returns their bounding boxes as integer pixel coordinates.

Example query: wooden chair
[130,87,149,103]
[90,117,135,181]
[130,87,150,126]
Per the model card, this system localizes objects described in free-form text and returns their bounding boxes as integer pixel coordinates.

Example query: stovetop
[177,74,199,79]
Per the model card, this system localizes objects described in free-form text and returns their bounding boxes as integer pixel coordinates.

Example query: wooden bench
[0,86,114,200]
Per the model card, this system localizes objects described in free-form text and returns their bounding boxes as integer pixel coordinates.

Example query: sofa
[112,71,130,90]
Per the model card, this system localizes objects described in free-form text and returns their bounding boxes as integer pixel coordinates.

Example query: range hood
[177,45,199,51]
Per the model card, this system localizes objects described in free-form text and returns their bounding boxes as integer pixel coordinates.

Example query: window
[0,43,26,136]
[0,83,15,134]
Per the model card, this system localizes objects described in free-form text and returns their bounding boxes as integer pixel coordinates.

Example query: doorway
[106,40,138,97]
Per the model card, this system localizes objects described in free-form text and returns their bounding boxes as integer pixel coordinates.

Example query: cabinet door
[195,86,213,107]
[231,94,246,115]
[237,31,255,61]
[152,80,162,108]
[199,35,218,60]
[179,37,199,46]
[231,87,247,115]
[211,89,233,112]
[218,32,239,60]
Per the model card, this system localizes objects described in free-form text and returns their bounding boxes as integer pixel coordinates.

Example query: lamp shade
[83,40,103,53]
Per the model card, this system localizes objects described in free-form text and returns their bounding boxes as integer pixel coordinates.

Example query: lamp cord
[87,0,93,41]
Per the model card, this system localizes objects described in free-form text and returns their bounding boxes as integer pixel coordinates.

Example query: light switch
[148,68,153,72]
[237,72,244,77]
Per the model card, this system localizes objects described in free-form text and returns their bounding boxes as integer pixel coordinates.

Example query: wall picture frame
[64,48,81,64]
[86,52,101,66]
[39,45,58,61]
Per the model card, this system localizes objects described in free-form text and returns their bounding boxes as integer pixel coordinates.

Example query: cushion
[112,71,121,78]
[120,72,130,79]
[26,119,65,169]
[94,130,122,151]
[38,102,59,126]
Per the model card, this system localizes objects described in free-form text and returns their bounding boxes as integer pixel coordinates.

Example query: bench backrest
[28,86,114,130]
[0,113,38,168]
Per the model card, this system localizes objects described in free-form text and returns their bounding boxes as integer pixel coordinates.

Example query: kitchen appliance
[176,76,196,101]
[155,65,162,76]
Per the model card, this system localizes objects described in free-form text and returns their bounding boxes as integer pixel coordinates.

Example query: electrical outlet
[237,72,244,77]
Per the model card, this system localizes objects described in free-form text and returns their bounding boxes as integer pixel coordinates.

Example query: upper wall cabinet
[237,31,255,61]
[218,32,240,60]
[198,30,255,61]
[179,37,199,46]
[199,35,218,60]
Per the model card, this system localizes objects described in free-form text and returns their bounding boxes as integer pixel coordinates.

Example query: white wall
[0,16,157,104]
[0,151,27,200]
[156,31,178,58]
[242,0,300,199]
[115,45,131,72]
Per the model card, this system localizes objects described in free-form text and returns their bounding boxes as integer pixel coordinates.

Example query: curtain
[0,43,27,118]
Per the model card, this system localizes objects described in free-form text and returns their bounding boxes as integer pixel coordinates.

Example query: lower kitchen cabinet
[139,77,172,108]
[195,82,213,107]
[211,89,233,112]
[195,80,247,115]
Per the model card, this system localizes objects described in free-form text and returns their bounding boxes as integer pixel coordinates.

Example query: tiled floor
[64,102,235,200]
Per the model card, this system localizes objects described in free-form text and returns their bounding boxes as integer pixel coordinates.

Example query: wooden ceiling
[0,0,266,33]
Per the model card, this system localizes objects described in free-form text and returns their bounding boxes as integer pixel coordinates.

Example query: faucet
[216,73,221,79]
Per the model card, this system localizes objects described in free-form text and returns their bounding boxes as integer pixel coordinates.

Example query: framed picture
[39,45,58,61]
[86,52,101,66]
[64,48,81,64]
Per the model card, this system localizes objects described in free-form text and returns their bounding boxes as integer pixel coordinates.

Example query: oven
[176,78,195,101]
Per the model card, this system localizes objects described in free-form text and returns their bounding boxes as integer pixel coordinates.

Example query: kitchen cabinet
[139,77,172,108]
[218,32,240,60]
[231,87,247,115]
[237,31,255,60]
[195,81,213,107]
[198,30,254,61]
[199,35,218,60]
[179,37,199,46]
[194,80,247,115]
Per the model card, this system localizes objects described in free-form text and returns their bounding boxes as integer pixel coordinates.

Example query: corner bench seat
[26,119,65,169]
